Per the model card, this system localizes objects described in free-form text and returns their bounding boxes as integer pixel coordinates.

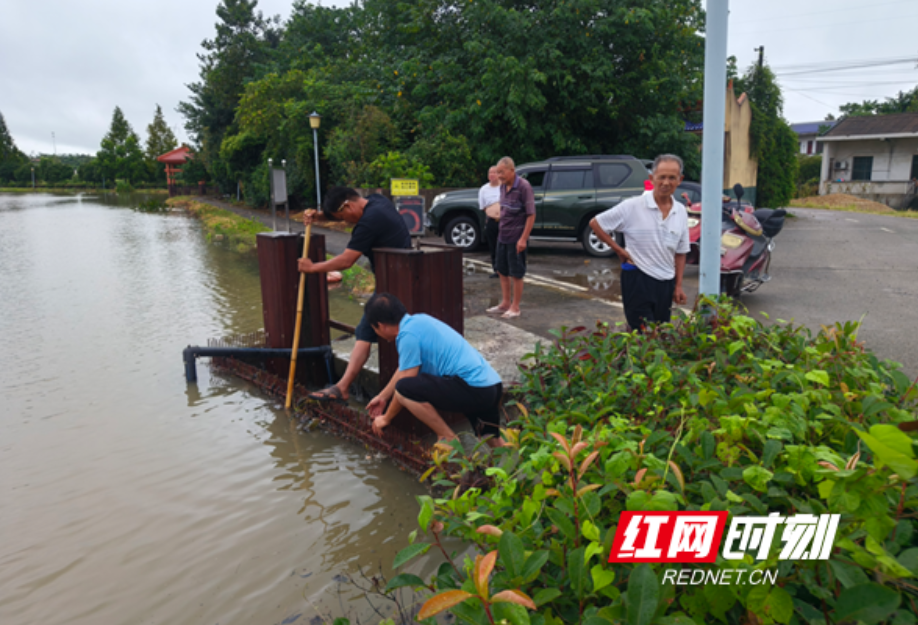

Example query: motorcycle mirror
[681,192,691,204]
[733,183,745,202]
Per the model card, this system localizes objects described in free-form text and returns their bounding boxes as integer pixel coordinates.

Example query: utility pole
[699,0,730,298]
[754,46,764,70]
[52,132,56,155]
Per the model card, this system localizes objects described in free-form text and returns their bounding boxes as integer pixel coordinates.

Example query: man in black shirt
[298,187,412,402]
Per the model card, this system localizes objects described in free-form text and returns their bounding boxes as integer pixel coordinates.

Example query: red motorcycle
[682,184,786,297]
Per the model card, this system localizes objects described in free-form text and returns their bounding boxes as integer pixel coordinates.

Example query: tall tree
[839,86,918,117]
[735,61,798,208]
[0,110,27,180]
[177,0,280,186]
[97,107,146,183]
[145,104,178,161]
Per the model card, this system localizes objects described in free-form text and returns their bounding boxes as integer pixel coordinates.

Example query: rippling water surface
[0,193,433,625]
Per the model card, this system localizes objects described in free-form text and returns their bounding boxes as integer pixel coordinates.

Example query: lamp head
[309,111,321,130]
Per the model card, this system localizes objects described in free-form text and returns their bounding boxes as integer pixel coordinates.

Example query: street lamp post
[309,112,322,210]
[31,167,34,189]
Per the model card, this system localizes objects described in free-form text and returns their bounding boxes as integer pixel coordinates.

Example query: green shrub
[397,300,918,625]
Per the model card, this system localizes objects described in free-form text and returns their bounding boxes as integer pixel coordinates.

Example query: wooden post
[373,246,464,388]
[256,232,329,386]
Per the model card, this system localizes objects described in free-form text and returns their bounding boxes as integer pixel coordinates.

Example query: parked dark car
[426,155,649,257]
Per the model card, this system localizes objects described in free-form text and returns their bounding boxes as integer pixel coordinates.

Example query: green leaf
[585,541,604,563]
[492,602,530,625]
[626,564,659,625]
[568,546,591,600]
[385,573,426,592]
[856,428,918,479]
[762,440,783,468]
[546,508,576,541]
[899,548,918,576]
[533,587,562,607]
[766,586,795,624]
[648,490,679,511]
[591,563,615,591]
[333,618,349,625]
[499,531,526,579]
[805,370,830,386]
[582,519,601,542]
[830,559,870,588]
[418,497,434,533]
[393,542,431,568]
[521,550,550,582]
[701,431,716,460]
[742,465,774,492]
[833,583,901,625]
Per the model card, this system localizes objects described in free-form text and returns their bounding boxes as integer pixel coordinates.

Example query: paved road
[200,198,918,377]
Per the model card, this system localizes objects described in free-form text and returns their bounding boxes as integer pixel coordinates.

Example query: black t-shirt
[346,194,412,273]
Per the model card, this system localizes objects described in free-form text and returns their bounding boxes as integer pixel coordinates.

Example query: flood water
[0,193,436,625]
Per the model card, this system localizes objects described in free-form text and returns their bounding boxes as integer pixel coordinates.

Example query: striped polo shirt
[594,192,690,281]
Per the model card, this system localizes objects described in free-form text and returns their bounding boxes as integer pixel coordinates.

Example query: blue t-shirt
[396,314,501,388]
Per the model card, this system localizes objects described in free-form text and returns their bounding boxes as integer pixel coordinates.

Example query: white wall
[824,138,918,182]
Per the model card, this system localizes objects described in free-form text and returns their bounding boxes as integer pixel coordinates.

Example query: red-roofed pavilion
[156,146,193,196]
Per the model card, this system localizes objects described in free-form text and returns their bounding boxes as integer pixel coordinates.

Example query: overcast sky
[2,0,916,156]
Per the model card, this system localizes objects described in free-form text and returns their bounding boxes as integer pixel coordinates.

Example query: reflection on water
[0,192,434,625]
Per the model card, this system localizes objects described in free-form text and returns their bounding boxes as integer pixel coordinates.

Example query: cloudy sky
[2,0,916,156]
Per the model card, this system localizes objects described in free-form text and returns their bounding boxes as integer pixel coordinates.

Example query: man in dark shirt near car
[487,156,535,319]
[298,187,411,402]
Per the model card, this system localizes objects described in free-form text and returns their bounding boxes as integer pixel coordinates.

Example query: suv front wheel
[581,223,616,258]
[444,215,481,249]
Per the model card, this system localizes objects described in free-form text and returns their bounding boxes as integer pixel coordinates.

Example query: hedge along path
[392,299,918,625]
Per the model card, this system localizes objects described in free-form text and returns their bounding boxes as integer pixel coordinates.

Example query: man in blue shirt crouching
[365,292,506,448]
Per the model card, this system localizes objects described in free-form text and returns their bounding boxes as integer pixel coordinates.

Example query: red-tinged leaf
[418,590,475,620]
[577,351,594,362]
[668,460,686,492]
[544,488,561,497]
[477,525,503,537]
[578,451,600,478]
[549,432,571,454]
[594,441,609,448]
[818,461,839,471]
[475,551,498,598]
[573,425,583,444]
[571,441,589,457]
[553,452,573,472]
[633,468,647,486]
[491,589,537,610]
[577,483,602,497]
[846,452,861,470]
[431,520,444,533]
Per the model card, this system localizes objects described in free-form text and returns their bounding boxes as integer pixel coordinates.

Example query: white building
[818,112,918,209]
[790,120,836,155]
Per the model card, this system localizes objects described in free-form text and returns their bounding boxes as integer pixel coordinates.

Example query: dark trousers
[485,217,499,272]
[621,268,675,332]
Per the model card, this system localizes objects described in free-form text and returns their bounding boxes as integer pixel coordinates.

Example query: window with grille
[852,156,873,181]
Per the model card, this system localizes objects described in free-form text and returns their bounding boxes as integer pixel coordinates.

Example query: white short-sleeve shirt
[594,192,690,281]
[478,183,501,211]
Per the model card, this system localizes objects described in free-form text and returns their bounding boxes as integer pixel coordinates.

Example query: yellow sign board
[391,178,419,196]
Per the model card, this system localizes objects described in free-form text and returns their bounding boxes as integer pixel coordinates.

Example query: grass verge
[791,193,918,219]
[168,196,270,253]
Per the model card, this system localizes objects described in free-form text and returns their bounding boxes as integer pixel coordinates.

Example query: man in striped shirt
[589,154,690,331]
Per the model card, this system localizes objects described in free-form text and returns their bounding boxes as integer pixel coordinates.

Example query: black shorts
[620,268,675,331]
[395,374,503,437]
[495,242,527,279]
[355,310,378,343]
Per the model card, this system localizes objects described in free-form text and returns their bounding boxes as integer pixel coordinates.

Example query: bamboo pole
[285,218,313,409]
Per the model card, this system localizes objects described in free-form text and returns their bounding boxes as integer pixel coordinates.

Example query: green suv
[426,155,648,257]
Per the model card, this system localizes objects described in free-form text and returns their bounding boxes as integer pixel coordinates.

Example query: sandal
[307,385,347,404]
[486,305,509,314]
[501,310,521,319]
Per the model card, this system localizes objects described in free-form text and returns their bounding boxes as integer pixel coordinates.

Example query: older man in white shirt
[589,154,690,331]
